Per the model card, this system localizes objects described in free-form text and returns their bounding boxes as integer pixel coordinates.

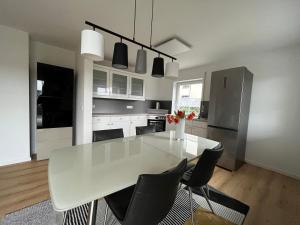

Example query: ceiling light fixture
[112,38,128,69]
[166,59,179,79]
[82,0,178,77]
[150,0,164,78]
[133,0,147,74]
[135,47,147,74]
[80,28,104,61]
[152,54,164,78]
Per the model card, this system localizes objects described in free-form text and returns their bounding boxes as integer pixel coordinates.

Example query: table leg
[87,200,98,225]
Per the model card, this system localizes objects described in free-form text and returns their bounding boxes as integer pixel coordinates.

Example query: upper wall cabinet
[93,65,145,100]
[93,67,110,96]
[111,71,129,97]
[130,76,145,99]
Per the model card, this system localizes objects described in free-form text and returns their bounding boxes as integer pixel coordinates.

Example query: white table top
[48,131,219,212]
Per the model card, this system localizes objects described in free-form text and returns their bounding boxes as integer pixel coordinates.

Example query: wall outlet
[126,105,134,109]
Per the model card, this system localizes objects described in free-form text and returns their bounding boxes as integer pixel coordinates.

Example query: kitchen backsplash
[93,98,172,114]
[199,101,209,118]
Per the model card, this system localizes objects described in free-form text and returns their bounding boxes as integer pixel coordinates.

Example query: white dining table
[48,131,219,225]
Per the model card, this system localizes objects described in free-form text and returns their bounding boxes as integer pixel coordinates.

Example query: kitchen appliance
[147,114,166,132]
[155,101,160,109]
[37,63,74,129]
[207,67,253,171]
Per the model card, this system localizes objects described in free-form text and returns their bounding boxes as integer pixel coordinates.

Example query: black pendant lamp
[152,55,164,77]
[112,38,128,69]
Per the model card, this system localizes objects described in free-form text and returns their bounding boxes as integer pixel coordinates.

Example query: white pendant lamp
[81,29,104,61]
[165,60,179,79]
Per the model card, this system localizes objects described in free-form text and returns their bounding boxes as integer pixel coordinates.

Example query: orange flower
[166,114,174,124]
[174,117,179,124]
[186,112,196,120]
[177,110,185,118]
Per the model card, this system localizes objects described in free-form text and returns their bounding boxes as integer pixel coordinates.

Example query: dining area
[48,129,249,225]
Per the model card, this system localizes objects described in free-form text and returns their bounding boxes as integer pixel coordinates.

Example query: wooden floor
[0,160,300,225]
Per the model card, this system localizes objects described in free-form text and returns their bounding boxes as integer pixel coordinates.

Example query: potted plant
[166,110,196,140]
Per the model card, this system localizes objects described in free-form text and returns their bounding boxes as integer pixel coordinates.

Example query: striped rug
[63,188,248,225]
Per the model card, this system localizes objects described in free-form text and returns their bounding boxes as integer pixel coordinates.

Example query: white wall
[179,44,300,179]
[30,41,76,69]
[29,41,76,154]
[179,68,209,101]
[144,75,173,100]
[75,54,93,145]
[0,25,31,166]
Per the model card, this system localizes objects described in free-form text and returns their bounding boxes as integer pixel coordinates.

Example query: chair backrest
[136,125,156,135]
[92,129,124,142]
[187,144,223,187]
[123,159,187,225]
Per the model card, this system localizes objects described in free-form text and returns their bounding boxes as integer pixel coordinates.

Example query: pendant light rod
[133,0,137,41]
[85,20,177,60]
[150,0,154,48]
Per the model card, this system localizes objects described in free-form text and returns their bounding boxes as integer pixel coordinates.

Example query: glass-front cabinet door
[130,77,145,98]
[93,67,109,96]
[111,71,129,96]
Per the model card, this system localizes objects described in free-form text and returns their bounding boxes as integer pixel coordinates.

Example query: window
[173,79,203,117]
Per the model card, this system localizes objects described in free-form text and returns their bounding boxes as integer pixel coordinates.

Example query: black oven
[147,115,166,132]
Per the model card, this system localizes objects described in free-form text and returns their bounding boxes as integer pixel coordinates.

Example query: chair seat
[104,185,135,221]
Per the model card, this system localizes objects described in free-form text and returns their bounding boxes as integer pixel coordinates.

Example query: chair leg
[200,186,215,214]
[188,187,195,225]
[178,183,183,191]
[87,200,98,225]
[205,184,210,199]
[104,203,108,225]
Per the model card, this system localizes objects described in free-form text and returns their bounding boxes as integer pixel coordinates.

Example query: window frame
[171,78,204,116]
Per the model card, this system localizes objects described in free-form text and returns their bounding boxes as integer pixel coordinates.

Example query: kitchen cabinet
[130,76,145,99]
[93,67,110,96]
[129,115,148,136]
[185,120,208,138]
[92,114,147,137]
[93,65,145,100]
[111,71,129,97]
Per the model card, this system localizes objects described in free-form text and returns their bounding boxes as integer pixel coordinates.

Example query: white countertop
[48,131,219,211]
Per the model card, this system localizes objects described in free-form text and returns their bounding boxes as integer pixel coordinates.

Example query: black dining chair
[180,144,223,225]
[135,125,156,135]
[93,128,124,142]
[103,159,187,225]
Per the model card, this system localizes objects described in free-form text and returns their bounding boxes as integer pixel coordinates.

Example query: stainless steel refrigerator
[207,67,253,170]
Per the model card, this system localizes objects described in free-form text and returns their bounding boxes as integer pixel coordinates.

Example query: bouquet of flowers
[166,110,196,124]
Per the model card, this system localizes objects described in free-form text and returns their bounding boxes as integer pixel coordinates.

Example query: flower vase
[175,119,185,140]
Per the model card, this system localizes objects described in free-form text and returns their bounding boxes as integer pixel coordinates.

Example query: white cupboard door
[93,122,111,131]
[130,116,147,136]
[92,116,111,131]
[93,67,110,96]
[130,76,145,99]
[110,121,130,137]
[111,71,129,97]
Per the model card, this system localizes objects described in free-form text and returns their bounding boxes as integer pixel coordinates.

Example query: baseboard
[245,159,300,180]
[0,156,31,167]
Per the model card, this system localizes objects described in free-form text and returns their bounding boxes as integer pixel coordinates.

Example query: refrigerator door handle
[207,125,238,132]
[223,76,227,88]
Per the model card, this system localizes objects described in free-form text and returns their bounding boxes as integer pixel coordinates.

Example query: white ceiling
[1,0,300,69]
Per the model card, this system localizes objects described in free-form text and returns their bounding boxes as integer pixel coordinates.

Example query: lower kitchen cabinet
[129,115,148,136]
[92,115,147,137]
[185,120,208,138]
